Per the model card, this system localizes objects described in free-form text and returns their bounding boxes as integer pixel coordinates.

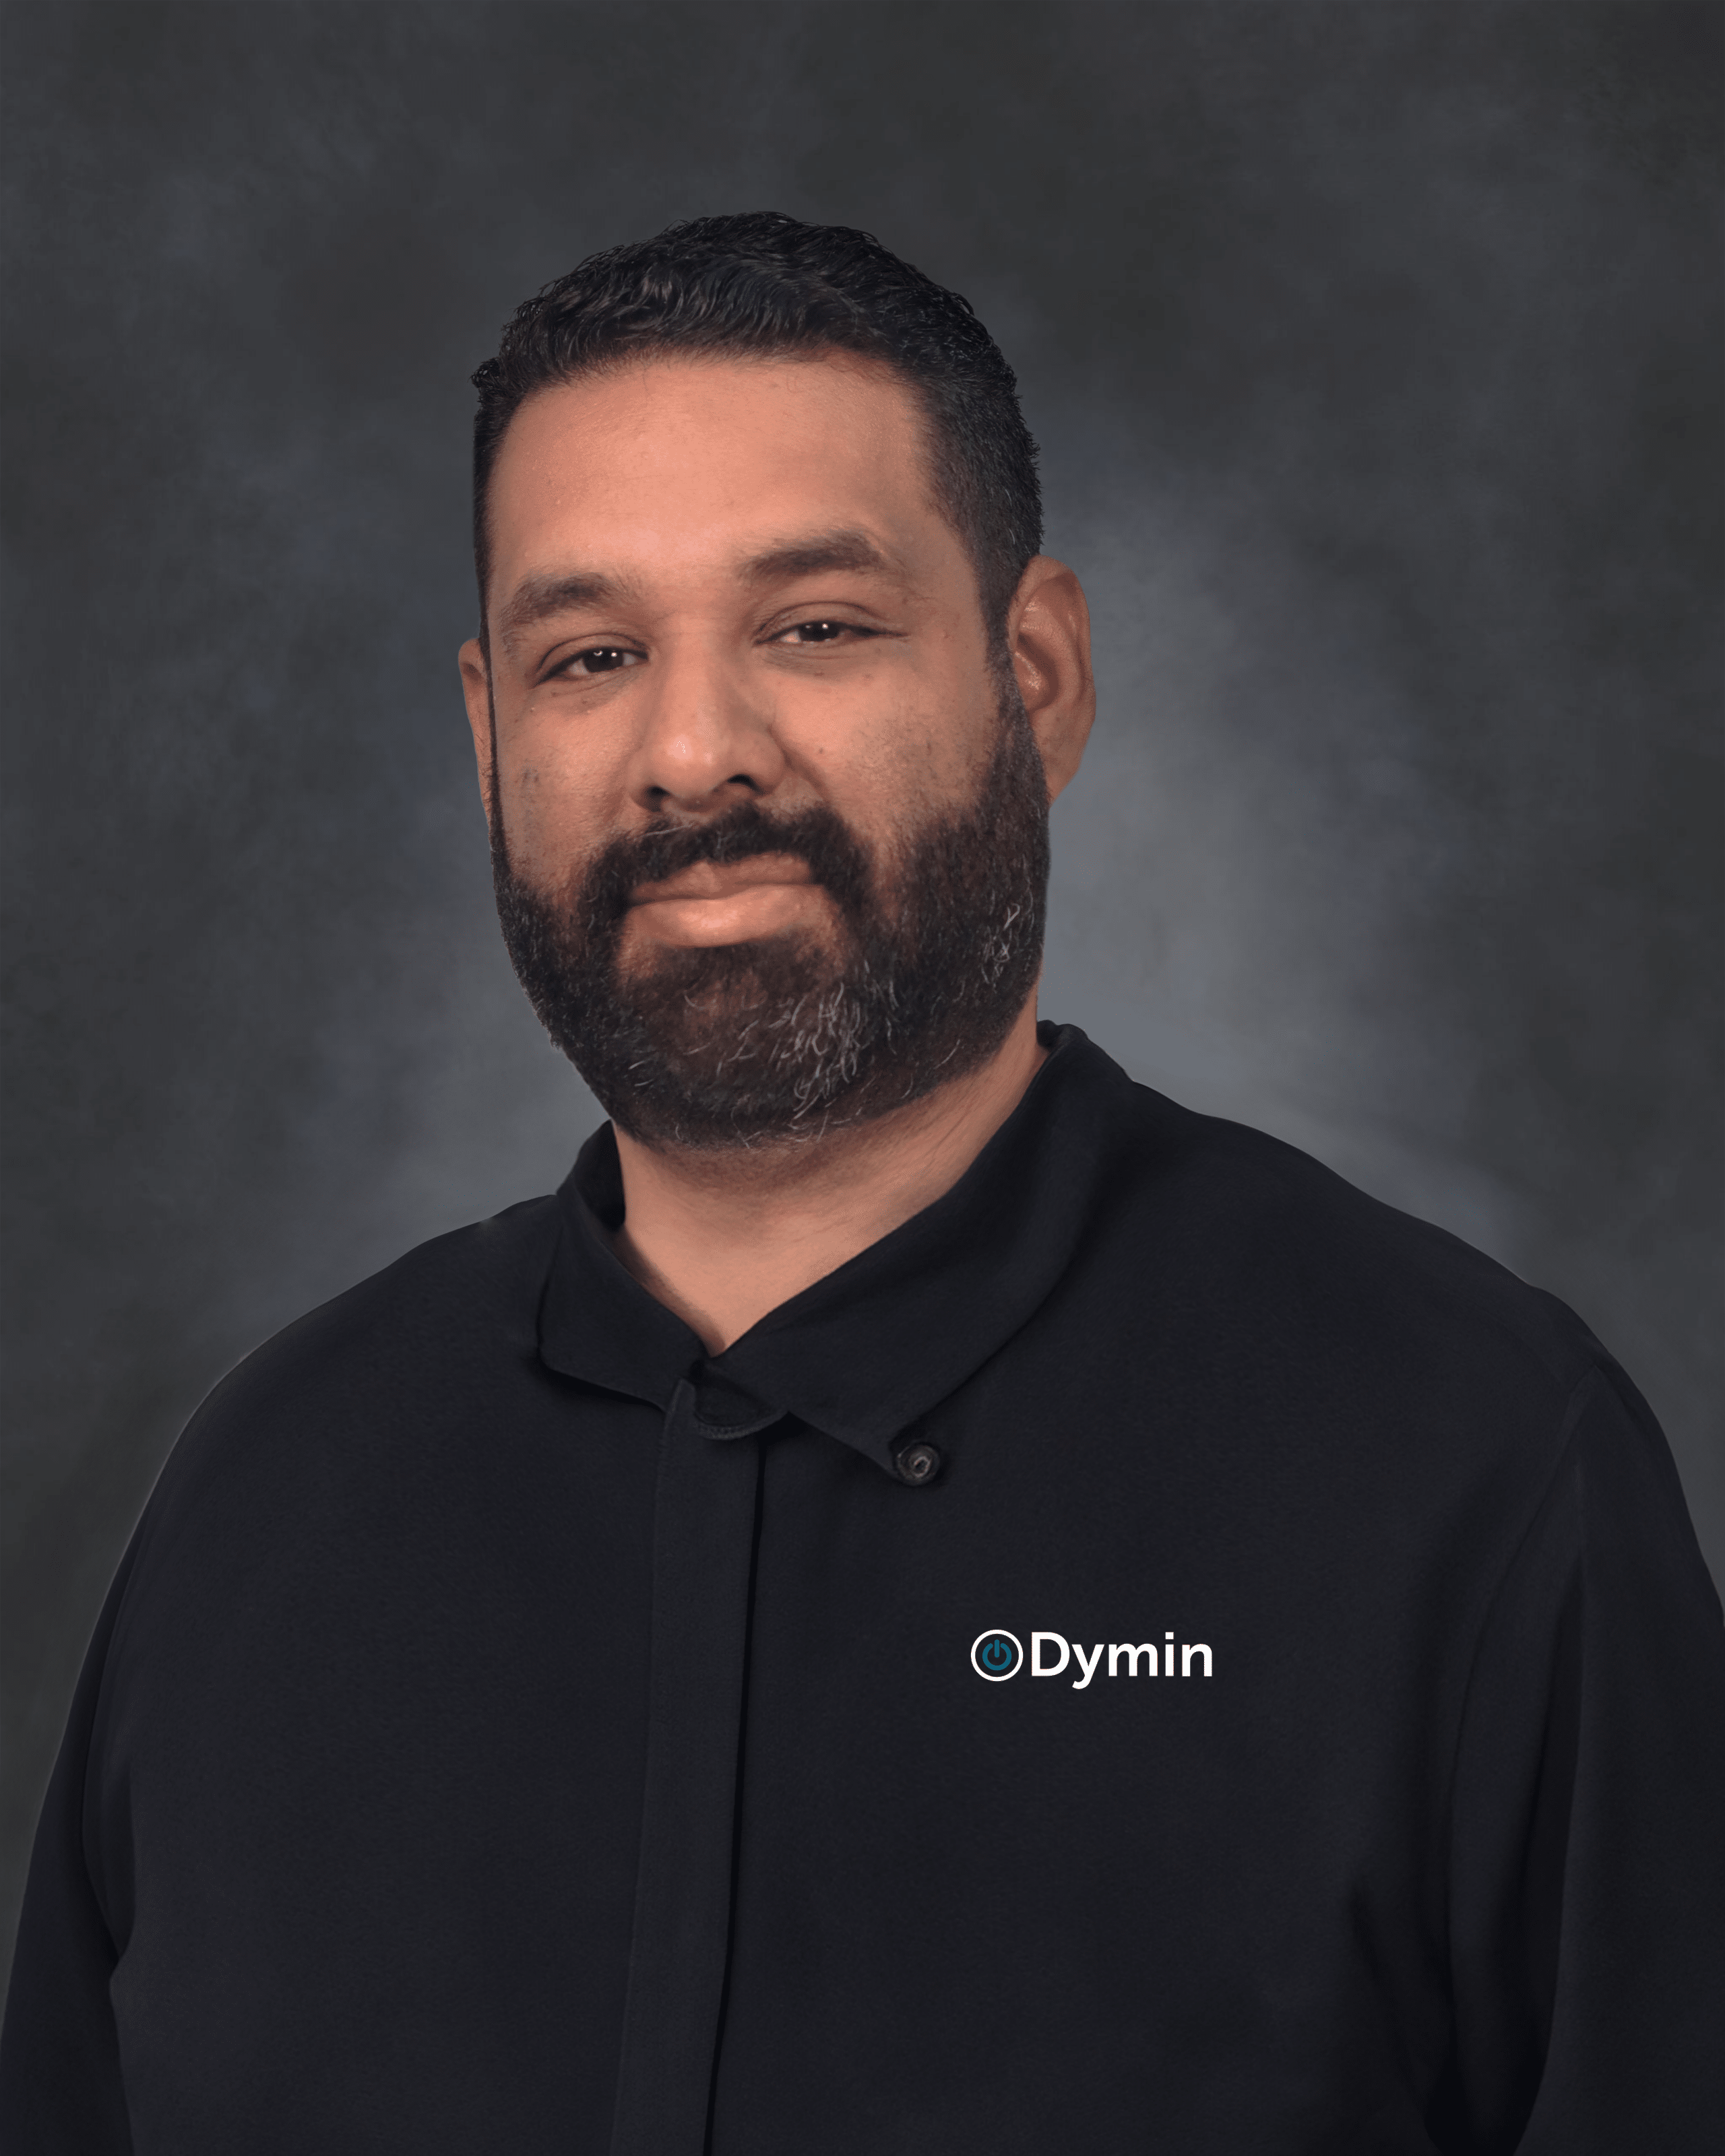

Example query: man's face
[460,354,1069,1146]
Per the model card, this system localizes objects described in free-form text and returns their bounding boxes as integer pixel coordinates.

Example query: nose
[627,638,788,817]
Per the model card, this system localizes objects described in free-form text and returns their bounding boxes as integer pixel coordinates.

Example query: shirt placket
[606,1378,772,2156]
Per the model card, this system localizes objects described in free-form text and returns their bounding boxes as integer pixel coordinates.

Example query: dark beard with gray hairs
[491,689,1050,1149]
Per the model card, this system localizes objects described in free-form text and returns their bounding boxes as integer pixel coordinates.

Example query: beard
[491,681,1050,1150]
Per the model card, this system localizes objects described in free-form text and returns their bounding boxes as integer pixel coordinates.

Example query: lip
[628,854,815,907]
[623,853,825,949]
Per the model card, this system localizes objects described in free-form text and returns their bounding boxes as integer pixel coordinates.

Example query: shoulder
[132,1194,565,1545]
[219,1191,563,1402]
[1073,1076,1681,1588]
[1122,1084,1597,1392]
[1066,1071,1617,1536]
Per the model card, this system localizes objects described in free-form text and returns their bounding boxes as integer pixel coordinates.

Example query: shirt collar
[536,1023,1143,1476]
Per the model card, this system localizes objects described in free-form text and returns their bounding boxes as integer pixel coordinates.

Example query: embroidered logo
[970,1630,1215,1686]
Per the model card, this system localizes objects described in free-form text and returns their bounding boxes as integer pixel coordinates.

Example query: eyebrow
[497,569,637,650]
[739,529,898,585]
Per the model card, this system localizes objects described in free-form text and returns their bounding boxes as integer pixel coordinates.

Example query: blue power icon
[970,1629,1024,1681]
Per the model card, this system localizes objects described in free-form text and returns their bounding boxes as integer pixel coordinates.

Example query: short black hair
[470,212,1041,646]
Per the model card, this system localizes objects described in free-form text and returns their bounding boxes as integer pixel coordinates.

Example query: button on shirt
[5,1025,1724,2153]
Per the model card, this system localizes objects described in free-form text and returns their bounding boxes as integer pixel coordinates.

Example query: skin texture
[460,354,1095,1350]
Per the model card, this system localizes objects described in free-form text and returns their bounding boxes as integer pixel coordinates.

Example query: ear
[1005,557,1096,802]
[458,637,497,829]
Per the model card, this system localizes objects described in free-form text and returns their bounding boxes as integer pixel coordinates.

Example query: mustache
[565,798,877,940]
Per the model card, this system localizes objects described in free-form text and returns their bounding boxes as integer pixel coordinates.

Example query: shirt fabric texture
[5,1023,1724,2153]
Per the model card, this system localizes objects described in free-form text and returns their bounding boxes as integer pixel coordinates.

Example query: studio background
[3,0,1719,1982]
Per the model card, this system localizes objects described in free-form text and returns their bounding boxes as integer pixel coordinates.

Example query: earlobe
[1008,559,1096,803]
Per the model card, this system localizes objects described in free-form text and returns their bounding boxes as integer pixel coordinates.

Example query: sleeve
[1443,1360,1725,2151]
[0,1543,140,2154]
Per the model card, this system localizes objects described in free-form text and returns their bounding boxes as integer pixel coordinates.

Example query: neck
[609,1001,1048,1352]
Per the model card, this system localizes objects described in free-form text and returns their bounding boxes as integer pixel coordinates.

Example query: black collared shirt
[6,1026,1724,2152]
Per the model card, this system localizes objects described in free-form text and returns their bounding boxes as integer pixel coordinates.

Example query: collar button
[894,1440,942,1486]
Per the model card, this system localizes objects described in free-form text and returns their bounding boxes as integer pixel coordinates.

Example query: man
[4,213,1722,2153]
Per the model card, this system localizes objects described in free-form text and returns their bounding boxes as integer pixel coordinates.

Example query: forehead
[482,354,949,593]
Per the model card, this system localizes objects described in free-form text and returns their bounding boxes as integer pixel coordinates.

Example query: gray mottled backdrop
[3,0,1720,1978]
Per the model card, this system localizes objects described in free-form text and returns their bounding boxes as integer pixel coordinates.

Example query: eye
[557,646,642,677]
[775,619,871,646]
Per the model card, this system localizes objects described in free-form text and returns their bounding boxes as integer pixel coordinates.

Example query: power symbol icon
[970,1630,1024,1682]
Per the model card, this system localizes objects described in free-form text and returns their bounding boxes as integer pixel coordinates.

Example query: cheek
[813,687,994,833]
[497,720,622,870]
[498,772,598,887]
